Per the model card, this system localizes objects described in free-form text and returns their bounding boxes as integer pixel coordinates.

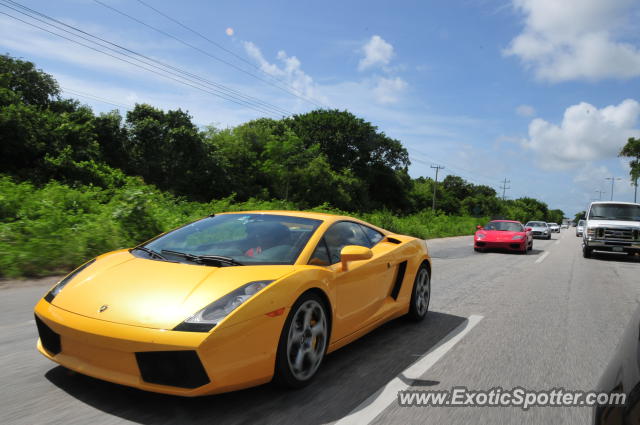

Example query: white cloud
[373,76,407,104]
[516,104,536,117]
[522,99,640,170]
[242,41,325,104]
[505,0,640,82]
[358,35,394,71]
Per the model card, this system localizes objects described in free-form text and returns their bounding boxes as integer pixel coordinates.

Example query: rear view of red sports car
[474,220,533,254]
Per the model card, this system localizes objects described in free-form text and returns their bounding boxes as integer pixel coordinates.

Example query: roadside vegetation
[0,54,564,277]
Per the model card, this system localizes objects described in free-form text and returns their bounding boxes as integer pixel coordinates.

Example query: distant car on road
[525,221,551,240]
[582,201,640,258]
[548,223,560,233]
[474,220,533,254]
[576,219,586,237]
[561,223,569,229]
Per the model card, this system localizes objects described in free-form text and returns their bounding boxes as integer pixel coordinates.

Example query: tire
[407,265,430,321]
[528,241,533,251]
[583,245,592,258]
[273,292,329,388]
[520,244,527,255]
[547,234,551,240]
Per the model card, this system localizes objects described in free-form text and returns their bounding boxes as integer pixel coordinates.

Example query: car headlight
[476,233,486,239]
[44,259,96,303]
[586,228,595,237]
[512,235,524,240]
[174,280,274,332]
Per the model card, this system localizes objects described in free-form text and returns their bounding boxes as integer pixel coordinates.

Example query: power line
[604,177,622,201]
[408,151,499,191]
[61,86,134,110]
[430,165,445,211]
[0,0,290,118]
[499,178,511,201]
[95,0,328,110]
[4,0,291,116]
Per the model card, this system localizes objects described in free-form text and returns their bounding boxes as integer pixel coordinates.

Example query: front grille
[135,350,210,389]
[510,244,520,249]
[533,231,542,236]
[476,242,486,247]
[35,315,61,355]
[602,228,634,241]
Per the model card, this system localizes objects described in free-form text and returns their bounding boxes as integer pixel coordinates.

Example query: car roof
[589,201,640,206]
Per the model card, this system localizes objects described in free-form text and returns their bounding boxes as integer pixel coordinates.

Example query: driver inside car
[244,222,291,257]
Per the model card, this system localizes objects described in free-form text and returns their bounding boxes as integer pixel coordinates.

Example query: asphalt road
[2,230,639,425]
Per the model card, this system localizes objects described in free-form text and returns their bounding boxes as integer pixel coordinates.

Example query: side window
[324,222,372,265]
[308,238,331,266]
[360,224,383,246]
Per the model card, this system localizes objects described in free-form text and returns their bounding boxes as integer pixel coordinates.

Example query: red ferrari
[474,220,533,254]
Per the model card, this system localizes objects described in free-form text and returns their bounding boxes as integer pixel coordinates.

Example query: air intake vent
[136,350,210,388]
[385,237,401,244]
[35,315,61,355]
[390,261,407,300]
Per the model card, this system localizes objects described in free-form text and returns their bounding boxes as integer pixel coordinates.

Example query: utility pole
[499,178,511,201]
[605,177,622,201]
[594,189,606,201]
[634,176,638,203]
[431,165,445,211]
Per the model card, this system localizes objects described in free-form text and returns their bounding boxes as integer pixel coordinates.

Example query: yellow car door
[315,222,397,341]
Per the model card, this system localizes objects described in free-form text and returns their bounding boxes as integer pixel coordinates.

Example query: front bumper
[531,232,550,239]
[584,238,640,253]
[34,299,283,396]
[475,240,526,251]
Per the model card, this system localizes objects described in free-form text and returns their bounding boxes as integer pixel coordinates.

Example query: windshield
[144,214,322,265]
[588,204,640,221]
[484,221,524,232]
[526,222,546,227]
[578,220,585,226]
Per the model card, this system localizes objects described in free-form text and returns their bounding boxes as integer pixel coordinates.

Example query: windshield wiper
[132,246,169,261]
[161,250,244,266]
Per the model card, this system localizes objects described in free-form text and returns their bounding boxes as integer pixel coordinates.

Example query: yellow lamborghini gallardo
[34,211,431,396]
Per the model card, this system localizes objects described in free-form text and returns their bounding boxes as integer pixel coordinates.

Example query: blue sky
[1,0,640,216]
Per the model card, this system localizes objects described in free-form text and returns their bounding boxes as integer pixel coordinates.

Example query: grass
[0,176,486,278]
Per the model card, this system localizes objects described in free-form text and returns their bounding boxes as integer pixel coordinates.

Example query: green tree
[287,109,410,210]
[124,104,222,200]
[0,54,59,107]
[619,137,640,202]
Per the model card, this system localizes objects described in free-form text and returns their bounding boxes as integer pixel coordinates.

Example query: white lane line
[535,251,550,264]
[335,315,483,425]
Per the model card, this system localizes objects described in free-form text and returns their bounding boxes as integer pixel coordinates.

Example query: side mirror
[340,245,373,271]
[526,227,533,232]
[476,225,484,230]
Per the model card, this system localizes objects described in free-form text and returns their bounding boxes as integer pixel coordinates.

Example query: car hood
[477,231,523,242]
[529,226,548,231]
[50,251,294,329]
[586,219,640,228]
